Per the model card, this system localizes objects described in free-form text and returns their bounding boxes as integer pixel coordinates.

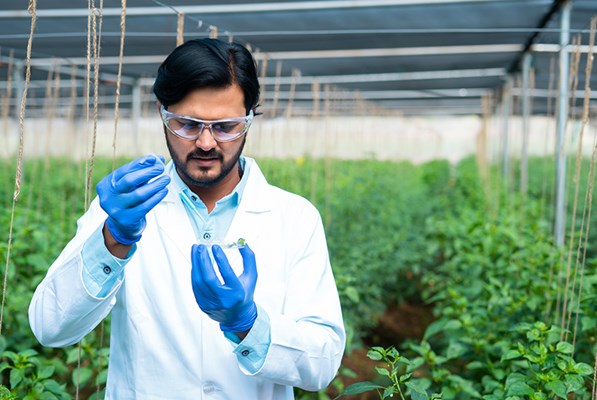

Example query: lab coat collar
[154,157,272,263]
[161,157,272,213]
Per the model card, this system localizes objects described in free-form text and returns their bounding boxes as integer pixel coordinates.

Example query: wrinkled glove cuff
[106,217,144,246]
[219,303,258,333]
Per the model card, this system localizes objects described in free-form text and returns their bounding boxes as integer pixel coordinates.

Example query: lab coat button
[102,266,112,274]
[241,349,250,356]
[203,383,215,394]
[203,232,211,240]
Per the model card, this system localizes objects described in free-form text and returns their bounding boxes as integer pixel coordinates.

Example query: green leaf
[564,374,585,392]
[423,319,447,340]
[39,392,58,400]
[410,389,429,400]
[382,387,395,399]
[572,362,593,375]
[506,382,534,396]
[367,349,383,361]
[545,380,567,398]
[446,342,466,359]
[19,349,38,359]
[72,366,93,387]
[375,366,390,377]
[581,315,596,331]
[555,342,574,354]
[66,348,81,364]
[501,350,521,361]
[2,351,17,363]
[466,361,484,370]
[9,368,24,388]
[335,382,384,399]
[444,319,462,331]
[42,380,67,396]
[344,286,360,303]
[36,365,54,380]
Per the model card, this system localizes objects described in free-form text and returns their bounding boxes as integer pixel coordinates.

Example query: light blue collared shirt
[81,157,270,372]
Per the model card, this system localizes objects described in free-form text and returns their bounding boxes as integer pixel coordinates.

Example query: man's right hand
[97,154,171,246]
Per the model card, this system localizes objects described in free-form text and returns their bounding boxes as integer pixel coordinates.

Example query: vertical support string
[271,61,282,118]
[566,16,595,346]
[0,0,36,335]
[83,0,93,209]
[176,13,184,46]
[85,0,104,210]
[209,25,218,39]
[285,68,299,118]
[112,0,127,166]
[78,1,103,398]
[559,33,583,340]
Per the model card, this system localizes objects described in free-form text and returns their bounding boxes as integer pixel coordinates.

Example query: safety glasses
[160,105,253,142]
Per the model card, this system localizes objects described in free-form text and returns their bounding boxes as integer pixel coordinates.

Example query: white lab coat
[29,158,345,400]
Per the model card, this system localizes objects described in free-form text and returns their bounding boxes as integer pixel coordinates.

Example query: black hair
[153,38,260,114]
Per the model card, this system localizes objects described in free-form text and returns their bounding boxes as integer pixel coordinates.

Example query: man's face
[163,84,248,191]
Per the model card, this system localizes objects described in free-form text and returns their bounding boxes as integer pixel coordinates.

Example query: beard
[166,135,246,189]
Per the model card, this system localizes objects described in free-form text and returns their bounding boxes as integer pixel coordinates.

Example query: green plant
[336,346,443,400]
[0,349,70,399]
[485,322,594,399]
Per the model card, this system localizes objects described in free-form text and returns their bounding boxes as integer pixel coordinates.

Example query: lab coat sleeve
[249,207,346,392]
[28,197,124,348]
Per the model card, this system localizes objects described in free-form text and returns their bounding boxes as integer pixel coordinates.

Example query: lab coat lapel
[224,159,272,264]
[153,165,196,264]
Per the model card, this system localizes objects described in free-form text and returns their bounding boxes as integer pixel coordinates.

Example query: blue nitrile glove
[96,154,170,246]
[191,244,258,333]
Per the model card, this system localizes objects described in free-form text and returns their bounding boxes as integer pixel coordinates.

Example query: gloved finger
[125,184,170,217]
[211,245,242,290]
[191,244,224,294]
[113,162,166,193]
[125,175,171,207]
[238,244,258,286]
[105,174,170,210]
[112,154,163,182]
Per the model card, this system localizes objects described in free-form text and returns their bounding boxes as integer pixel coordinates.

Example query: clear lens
[161,106,253,142]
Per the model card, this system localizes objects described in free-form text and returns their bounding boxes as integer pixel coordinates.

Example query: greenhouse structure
[0,0,596,398]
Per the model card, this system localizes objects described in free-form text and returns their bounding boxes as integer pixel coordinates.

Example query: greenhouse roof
[0,0,596,116]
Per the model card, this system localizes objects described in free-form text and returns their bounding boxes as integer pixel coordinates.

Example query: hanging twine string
[78,2,103,397]
[559,35,587,340]
[112,0,126,167]
[209,25,218,39]
[0,0,36,335]
[553,35,582,328]
[85,0,103,210]
[83,0,93,209]
[271,61,282,118]
[285,69,299,118]
[592,352,597,400]
[176,13,184,46]
[567,16,595,349]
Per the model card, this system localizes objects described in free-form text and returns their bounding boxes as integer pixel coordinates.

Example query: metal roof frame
[0,0,595,116]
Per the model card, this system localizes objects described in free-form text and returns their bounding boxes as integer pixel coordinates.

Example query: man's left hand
[191,244,258,334]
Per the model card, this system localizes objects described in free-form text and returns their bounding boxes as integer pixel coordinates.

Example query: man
[29,38,345,399]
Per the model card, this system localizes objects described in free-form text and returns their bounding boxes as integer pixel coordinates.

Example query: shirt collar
[171,156,250,209]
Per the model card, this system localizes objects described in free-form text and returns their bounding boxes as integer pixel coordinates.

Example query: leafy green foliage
[1,156,595,399]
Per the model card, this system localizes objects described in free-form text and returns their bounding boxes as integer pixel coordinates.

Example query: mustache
[187,149,222,161]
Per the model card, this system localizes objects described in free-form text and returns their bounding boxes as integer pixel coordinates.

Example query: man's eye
[173,118,198,130]
[214,122,240,133]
